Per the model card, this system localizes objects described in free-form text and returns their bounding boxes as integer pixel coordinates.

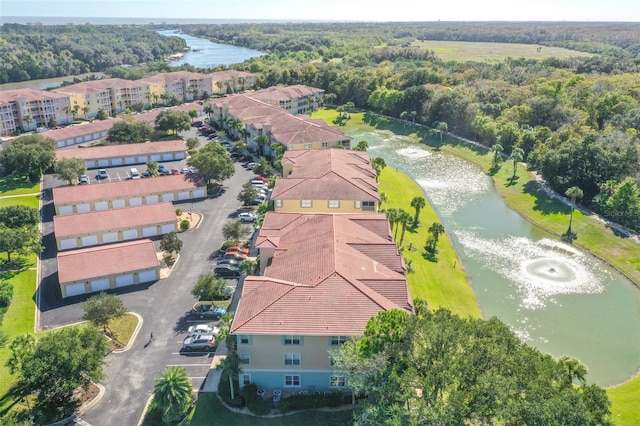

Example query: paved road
[38,123,259,426]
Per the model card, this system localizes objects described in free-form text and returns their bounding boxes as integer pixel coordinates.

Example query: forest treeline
[4,21,640,230]
[0,24,186,83]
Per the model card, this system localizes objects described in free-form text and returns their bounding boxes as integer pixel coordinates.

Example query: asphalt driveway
[38,145,257,425]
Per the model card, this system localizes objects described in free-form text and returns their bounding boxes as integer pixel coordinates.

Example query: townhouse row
[229,148,412,398]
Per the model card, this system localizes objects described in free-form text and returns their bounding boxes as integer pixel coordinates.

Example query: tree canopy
[106,120,153,143]
[0,205,39,229]
[55,157,87,185]
[81,292,128,334]
[155,110,191,135]
[1,135,56,181]
[333,301,611,425]
[188,142,234,184]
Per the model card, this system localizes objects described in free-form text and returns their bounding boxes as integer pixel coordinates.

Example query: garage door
[122,229,138,240]
[112,199,126,209]
[139,270,158,283]
[162,153,173,161]
[59,206,74,215]
[178,191,190,200]
[93,132,100,139]
[125,157,136,165]
[64,282,86,298]
[98,159,109,167]
[111,158,123,166]
[146,195,159,204]
[75,137,83,144]
[102,232,119,244]
[81,235,99,247]
[193,189,205,198]
[142,226,157,237]
[77,203,91,213]
[137,155,148,163]
[150,154,162,161]
[57,141,65,148]
[161,193,175,202]
[174,152,186,160]
[60,238,78,250]
[95,201,108,211]
[115,274,134,287]
[86,160,97,169]
[90,278,110,292]
[129,197,142,206]
[161,224,176,234]
[84,135,92,142]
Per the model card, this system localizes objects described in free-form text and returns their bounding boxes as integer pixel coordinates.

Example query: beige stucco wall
[274,199,377,214]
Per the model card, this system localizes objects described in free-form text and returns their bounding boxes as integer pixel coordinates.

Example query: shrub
[246,398,272,415]
[220,240,240,251]
[241,383,259,404]
[175,208,183,216]
[0,281,14,308]
[180,219,190,230]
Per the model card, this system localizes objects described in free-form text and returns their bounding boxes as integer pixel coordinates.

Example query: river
[352,126,640,387]
[157,30,264,68]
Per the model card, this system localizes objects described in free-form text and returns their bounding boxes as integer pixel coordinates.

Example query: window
[304,143,312,149]
[283,335,301,345]
[354,200,362,209]
[300,200,312,208]
[362,201,376,211]
[284,353,301,366]
[275,199,283,208]
[242,374,251,386]
[239,335,251,345]
[240,352,251,365]
[285,375,301,387]
[330,375,346,387]
[328,200,340,209]
[321,142,329,148]
[330,336,348,346]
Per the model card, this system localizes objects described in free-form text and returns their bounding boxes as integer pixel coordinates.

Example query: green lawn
[0,195,40,209]
[378,168,481,318]
[607,372,640,426]
[179,393,353,426]
[0,174,40,197]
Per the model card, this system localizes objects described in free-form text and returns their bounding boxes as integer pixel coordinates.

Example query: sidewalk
[201,341,227,392]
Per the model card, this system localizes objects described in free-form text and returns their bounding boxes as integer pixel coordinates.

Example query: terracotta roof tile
[56,140,185,161]
[57,239,159,283]
[53,202,176,238]
[44,118,124,142]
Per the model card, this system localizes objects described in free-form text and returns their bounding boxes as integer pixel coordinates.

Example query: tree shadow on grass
[505,175,520,187]
[522,181,569,216]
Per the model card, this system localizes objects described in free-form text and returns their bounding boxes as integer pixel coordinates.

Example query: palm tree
[398,210,414,245]
[410,196,426,226]
[428,222,445,243]
[379,192,388,206]
[384,208,401,241]
[509,147,525,180]
[82,106,90,120]
[203,105,213,122]
[118,100,125,113]
[254,134,270,157]
[153,367,193,423]
[216,352,242,400]
[558,356,587,386]
[72,104,80,121]
[565,186,583,237]
[23,114,33,131]
[371,157,386,182]
[410,110,417,123]
[490,143,504,168]
[435,121,448,143]
[63,105,71,123]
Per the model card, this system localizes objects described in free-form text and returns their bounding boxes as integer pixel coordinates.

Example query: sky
[2,0,639,22]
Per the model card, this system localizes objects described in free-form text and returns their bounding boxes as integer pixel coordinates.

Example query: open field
[412,40,594,62]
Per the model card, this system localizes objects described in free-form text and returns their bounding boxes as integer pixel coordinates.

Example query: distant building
[249,85,324,115]
[56,140,186,168]
[0,88,71,136]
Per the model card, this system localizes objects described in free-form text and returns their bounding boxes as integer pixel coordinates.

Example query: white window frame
[284,353,301,366]
[285,375,301,388]
[240,352,251,365]
[274,199,283,208]
[354,200,362,209]
[242,374,251,386]
[330,375,346,387]
[284,335,301,345]
[239,335,251,345]
[304,143,312,149]
[328,200,340,209]
[330,336,348,346]
[300,200,312,208]
[362,201,376,211]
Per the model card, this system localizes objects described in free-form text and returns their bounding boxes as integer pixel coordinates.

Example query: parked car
[252,175,271,183]
[223,251,248,261]
[244,162,257,170]
[142,170,151,178]
[171,167,181,175]
[239,212,258,223]
[129,167,141,179]
[192,304,227,319]
[181,166,190,174]
[79,175,89,185]
[187,323,220,337]
[226,245,249,255]
[216,258,242,267]
[214,264,241,277]
[182,334,216,351]
[253,196,267,205]
[96,169,109,180]
[158,164,169,175]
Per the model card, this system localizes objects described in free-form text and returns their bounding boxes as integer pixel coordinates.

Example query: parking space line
[170,352,215,356]
[167,363,213,367]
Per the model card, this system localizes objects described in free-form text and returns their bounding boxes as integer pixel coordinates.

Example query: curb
[79,383,106,415]
[136,395,155,426]
[112,312,144,354]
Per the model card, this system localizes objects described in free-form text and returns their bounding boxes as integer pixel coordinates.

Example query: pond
[354,126,640,387]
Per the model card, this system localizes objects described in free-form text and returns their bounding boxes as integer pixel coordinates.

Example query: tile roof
[53,202,176,238]
[130,103,204,123]
[272,149,378,201]
[210,94,288,120]
[234,212,412,335]
[249,85,324,103]
[53,174,205,206]
[247,113,351,147]
[56,140,185,161]
[57,239,159,283]
[44,118,124,141]
[0,88,69,104]
[53,78,149,94]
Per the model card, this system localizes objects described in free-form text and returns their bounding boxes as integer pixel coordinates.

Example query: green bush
[220,240,241,251]
[175,208,183,216]
[180,219,190,230]
[277,392,345,413]
[0,281,14,308]
[241,383,259,404]
[141,399,164,426]
[246,398,272,415]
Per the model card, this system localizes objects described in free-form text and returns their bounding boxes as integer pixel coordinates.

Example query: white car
[187,323,220,337]
[239,212,258,222]
[79,175,89,185]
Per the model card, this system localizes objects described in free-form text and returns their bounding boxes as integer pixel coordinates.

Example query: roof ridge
[231,280,297,332]
[334,271,400,311]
